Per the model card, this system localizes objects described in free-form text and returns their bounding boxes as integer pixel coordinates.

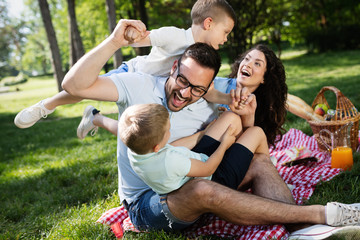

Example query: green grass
[1,49,360,239]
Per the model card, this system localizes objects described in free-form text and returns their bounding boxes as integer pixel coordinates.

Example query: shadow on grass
[0,112,119,236]
[0,112,116,163]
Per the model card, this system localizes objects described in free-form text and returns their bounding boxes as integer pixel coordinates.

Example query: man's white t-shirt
[110,72,217,204]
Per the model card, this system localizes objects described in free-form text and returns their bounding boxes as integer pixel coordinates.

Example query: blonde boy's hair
[118,104,169,155]
[191,0,236,25]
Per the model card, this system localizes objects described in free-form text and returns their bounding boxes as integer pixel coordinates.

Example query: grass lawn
[1,49,360,239]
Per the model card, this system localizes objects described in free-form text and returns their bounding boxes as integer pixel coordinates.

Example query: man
[62,19,360,236]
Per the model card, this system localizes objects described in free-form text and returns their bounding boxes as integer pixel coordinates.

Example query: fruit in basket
[314,104,328,116]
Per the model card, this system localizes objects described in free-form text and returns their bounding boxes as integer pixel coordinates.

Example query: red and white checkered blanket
[97,128,341,239]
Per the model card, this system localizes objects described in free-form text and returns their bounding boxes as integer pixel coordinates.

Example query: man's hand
[124,26,150,44]
[111,19,149,48]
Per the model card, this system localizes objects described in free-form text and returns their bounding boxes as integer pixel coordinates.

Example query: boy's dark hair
[191,0,236,25]
[181,42,221,80]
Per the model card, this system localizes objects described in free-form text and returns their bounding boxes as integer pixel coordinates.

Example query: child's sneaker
[77,105,99,139]
[14,100,55,128]
[326,202,360,226]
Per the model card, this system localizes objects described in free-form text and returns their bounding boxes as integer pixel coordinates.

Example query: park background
[0,0,360,239]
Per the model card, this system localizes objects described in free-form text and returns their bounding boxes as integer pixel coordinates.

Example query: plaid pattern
[97,128,341,239]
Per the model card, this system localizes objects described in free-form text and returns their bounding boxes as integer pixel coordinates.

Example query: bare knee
[248,126,267,142]
[167,179,222,221]
[172,179,224,210]
[252,153,272,168]
[185,179,216,199]
[219,111,242,134]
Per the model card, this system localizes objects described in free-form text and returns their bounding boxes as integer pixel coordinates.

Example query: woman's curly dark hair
[229,44,288,147]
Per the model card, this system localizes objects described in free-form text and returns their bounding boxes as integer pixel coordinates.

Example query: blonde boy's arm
[170,119,217,149]
[186,125,235,177]
[170,131,205,149]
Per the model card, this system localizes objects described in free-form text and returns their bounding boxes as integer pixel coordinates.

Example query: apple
[314,104,328,116]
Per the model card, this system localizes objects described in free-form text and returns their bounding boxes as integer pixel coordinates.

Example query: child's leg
[43,90,83,110]
[15,63,129,129]
[14,90,84,128]
[236,126,269,156]
[77,105,118,139]
[93,113,118,136]
[204,111,242,141]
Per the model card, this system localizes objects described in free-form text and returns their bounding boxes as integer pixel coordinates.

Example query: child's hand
[111,19,148,47]
[229,87,256,116]
[125,26,150,43]
[220,124,236,149]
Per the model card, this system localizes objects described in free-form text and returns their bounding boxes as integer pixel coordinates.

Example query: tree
[106,0,123,68]
[67,0,85,67]
[129,0,150,56]
[226,0,269,60]
[38,0,65,91]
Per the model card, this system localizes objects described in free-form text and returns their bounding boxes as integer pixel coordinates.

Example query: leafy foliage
[3,0,360,81]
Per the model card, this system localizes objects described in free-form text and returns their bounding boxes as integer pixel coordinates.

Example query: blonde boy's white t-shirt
[126,27,194,77]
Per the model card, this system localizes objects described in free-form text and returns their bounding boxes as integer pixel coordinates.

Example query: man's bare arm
[62,19,148,101]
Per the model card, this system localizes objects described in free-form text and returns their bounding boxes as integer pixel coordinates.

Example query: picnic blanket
[97,128,342,239]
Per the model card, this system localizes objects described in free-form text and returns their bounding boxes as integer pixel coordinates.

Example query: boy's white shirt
[125,26,194,77]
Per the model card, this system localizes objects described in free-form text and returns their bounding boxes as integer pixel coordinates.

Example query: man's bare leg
[238,153,295,204]
[167,179,324,225]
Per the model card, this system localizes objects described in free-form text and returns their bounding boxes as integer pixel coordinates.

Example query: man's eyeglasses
[175,60,208,97]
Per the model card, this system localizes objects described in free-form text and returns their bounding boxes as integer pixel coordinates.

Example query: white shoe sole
[77,105,95,139]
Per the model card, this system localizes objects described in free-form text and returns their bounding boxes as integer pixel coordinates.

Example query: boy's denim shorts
[100,63,128,76]
[124,189,196,232]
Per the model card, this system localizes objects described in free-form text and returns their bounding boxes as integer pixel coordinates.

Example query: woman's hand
[228,85,257,116]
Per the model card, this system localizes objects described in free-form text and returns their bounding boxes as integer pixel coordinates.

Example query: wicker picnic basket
[307,86,360,152]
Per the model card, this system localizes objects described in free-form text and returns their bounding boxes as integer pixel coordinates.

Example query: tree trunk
[105,0,123,68]
[38,0,64,92]
[132,0,150,56]
[67,0,85,67]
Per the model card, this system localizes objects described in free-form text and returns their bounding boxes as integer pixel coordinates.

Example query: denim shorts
[100,63,128,76]
[125,189,197,232]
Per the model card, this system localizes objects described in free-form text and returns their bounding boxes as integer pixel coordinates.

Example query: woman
[78,44,288,147]
[215,44,287,146]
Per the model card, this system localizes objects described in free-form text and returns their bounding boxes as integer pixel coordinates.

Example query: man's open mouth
[172,92,187,107]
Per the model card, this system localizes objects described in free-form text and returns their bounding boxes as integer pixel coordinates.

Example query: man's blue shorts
[125,135,254,231]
